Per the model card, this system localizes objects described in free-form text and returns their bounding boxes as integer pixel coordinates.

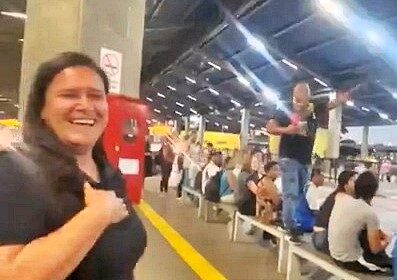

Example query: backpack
[204,171,223,203]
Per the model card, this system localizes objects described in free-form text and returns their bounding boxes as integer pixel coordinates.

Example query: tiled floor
[135,187,284,280]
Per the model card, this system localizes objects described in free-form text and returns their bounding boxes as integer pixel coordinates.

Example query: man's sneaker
[289,234,303,245]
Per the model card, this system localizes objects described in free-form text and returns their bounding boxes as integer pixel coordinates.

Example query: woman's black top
[238,171,260,216]
[0,148,146,280]
[314,191,337,228]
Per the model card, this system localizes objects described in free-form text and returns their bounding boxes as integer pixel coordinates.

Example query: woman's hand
[84,182,129,225]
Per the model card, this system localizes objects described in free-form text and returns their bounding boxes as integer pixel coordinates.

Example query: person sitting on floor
[312,170,357,253]
[329,171,393,274]
[219,156,238,204]
[305,168,327,212]
[256,161,281,224]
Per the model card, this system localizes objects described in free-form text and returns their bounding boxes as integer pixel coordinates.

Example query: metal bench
[232,211,289,274]
[287,243,391,280]
[181,186,204,218]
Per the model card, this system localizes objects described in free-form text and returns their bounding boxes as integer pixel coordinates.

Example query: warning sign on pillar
[100,47,123,94]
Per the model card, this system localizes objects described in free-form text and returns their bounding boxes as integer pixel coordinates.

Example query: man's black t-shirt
[273,108,317,165]
[315,191,337,228]
[0,150,146,280]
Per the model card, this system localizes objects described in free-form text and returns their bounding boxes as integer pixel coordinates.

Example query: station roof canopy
[142,0,397,132]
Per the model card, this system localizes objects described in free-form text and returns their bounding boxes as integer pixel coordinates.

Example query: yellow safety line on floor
[137,200,228,280]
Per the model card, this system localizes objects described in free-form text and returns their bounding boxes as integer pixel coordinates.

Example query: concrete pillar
[184,117,190,134]
[326,92,342,159]
[361,126,369,158]
[19,0,145,119]
[197,115,205,144]
[240,108,250,149]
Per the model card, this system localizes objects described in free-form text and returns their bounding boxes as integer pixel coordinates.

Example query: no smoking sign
[100,47,123,93]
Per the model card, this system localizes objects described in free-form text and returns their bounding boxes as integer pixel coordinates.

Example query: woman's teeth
[70,119,95,126]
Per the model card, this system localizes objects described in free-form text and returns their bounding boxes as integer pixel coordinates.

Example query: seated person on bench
[256,161,281,224]
[312,170,357,253]
[329,171,393,274]
[220,156,238,204]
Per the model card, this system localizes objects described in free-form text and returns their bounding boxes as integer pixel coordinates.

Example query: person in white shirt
[306,168,333,211]
[202,151,222,194]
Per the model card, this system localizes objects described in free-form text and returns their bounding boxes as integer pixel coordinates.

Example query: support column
[197,115,205,144]
[184,117,190,134]
[326,92,342,181]
[19,0,145,119]
[240,108,250,149]
[361,126,369,159]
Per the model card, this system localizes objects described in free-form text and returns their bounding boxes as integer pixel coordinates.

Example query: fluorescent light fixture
[187,95,197,101]
[0,111,5,114]
[314,77,329,87]
[208,88,220,96]
[231,99,242,107]
[0,97,10,102]
[190,108,198,114]
[0,11,27,19]
[175,111,183,116]
[154,109,161,114]
[237,76,250,87]
[209,106,214,110]
[226,116,232,121]
[157,92,165,98]
[361,106,370,112]
[254,102,262,107]
[205,119,210,123]
[162,105,168,109]
[366,29,383,46]
[146,97,153,102]
[317,0,344,18]
[223,125,229,130]
[214,122,220,127]
[258,111,264,115]
[379,113,389,119]
[346,100,354,107]
[392,92,397,99]
[185,76,196,84]
[18,38,24,42]
[176,102,185,108]
[208,61,221,71]
[250,123,255,128]
[281,59,298,70]
[167,85,176,91]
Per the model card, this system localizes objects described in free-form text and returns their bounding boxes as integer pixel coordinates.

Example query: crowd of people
[154,82,395,277]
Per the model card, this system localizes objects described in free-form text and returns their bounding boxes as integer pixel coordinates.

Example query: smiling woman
[0,52,146,280]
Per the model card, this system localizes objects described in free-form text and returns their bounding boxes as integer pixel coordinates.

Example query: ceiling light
[205,119,210,123]
[317,0,344,18]
[0,111,5,114]
[167,85,176,91]
[258,111,264,115]
[361,106,370,112]
[208,61,221,71]
[0,11,27,19]
[314,77,329,87]
[281,59,298,70]
[237,76,250,87]
[187,95,197,101]
[226,116,232,121]
[223,125,229,130]
[346,100,354,107]
[209,106,214,110]
[176,102,185,108]
[190,108,198,114]
[185,76,196,84]
[157,92,165,98]
[231,99,242,107]
[254,102,262,107]
[175,111,183,116]
[366,29,383,46]
[0,97,11,102]
[154,109,161,114]
[208,88,220,96]
[146,97,153,102]
[250,123,255,128]
[18,38,24,42]
[215,122,220,127]
[379,113,389,119]
[391,92,397,99]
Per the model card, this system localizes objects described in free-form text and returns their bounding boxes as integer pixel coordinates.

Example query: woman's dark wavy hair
[23,52,109,196]
[355,171,379,204]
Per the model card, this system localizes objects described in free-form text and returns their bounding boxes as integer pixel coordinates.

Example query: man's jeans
[279,158,309,232]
